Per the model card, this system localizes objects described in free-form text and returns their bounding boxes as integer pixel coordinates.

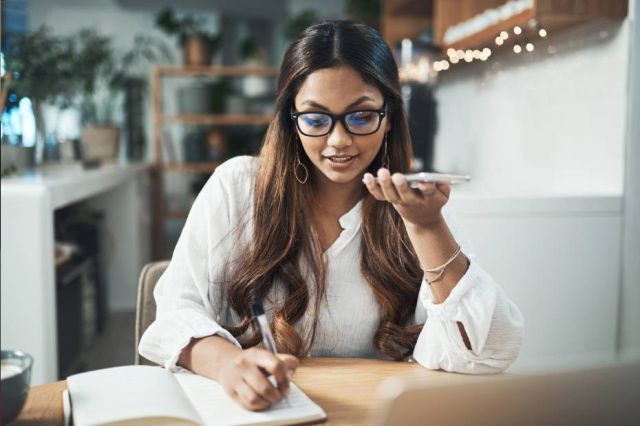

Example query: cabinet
[381,0,628,51]
[1,163,150,384]
[150,66,279,258]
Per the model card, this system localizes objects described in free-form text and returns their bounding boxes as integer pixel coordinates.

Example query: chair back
[135,260,169,365]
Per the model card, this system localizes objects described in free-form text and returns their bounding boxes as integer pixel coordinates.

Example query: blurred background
[1,0,639,386]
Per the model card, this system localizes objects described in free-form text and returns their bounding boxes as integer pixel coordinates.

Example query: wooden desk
[14,357,493,425]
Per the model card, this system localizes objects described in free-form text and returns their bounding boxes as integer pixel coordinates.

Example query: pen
[251,300,291,407]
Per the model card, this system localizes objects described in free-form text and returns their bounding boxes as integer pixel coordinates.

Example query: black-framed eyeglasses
[291,102,387,137]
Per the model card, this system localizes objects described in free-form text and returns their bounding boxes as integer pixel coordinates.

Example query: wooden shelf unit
[151,65,279,258]
[159,162,221,173]
[433,0,628,50]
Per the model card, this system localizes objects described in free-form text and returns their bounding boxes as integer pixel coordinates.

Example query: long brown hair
[222,20,423,360]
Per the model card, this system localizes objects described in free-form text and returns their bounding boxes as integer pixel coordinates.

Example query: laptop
[375,361,640,426]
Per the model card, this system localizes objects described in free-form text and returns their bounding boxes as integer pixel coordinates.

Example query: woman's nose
[327,121,352,148]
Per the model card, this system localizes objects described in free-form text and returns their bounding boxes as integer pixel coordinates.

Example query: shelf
[382,0,432,48]
[158,114,272,126]
[443,7,536,50]
[155,65,279,77]
[151,64,279,259]
[385,0,433,16]
[434,0,628,50]
[158,162,221,173]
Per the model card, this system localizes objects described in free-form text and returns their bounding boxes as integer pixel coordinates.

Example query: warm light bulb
[464,52,473,62]
[500,31,509,39]
[450,56,460,64]
[526,43,534,52]
[539,28,547,37]
[433,62,443,72]
[483,48,492,56]
[514,26,522,35]
[441,60,450,70]
[495,37,504,46]
[447,48,456,57]
[473,50,481,59]
[513,44,522,53]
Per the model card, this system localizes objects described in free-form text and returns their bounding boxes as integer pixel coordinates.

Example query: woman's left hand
[362,168,450,229]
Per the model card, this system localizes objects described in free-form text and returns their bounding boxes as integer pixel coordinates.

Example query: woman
[139,20,524,411]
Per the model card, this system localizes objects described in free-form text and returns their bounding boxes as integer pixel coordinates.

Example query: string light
[439,18,552,73]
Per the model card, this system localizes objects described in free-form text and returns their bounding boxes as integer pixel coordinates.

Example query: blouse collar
[338,199,363,230]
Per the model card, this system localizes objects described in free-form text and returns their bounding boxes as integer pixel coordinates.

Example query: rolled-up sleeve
[412,208,524,374]
[138,163,244,370]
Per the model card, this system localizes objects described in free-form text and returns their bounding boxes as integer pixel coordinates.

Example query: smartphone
[375,172,471,188]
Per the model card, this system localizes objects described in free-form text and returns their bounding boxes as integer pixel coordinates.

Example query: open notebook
[65,365,326,426]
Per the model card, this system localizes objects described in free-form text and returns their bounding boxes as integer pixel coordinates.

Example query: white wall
[433,19,630,196]
[432,14,636,368]
[450,195,623,370]
[620,0,640,358]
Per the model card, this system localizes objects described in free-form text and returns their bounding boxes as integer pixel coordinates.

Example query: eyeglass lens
[297,111,381,136]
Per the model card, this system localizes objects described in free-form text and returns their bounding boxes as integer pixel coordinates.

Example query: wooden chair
[134,260,169,365]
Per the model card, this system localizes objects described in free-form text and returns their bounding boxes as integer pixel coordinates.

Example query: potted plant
[69,29,121,161]
[118,35,174,160]
[4,25,77,164]
[237,36,270,99]
[155,7,220,66]
[73,30,172,162]
[5,26,172,164]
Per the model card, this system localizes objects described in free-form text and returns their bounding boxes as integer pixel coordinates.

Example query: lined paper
[174,372,326,426]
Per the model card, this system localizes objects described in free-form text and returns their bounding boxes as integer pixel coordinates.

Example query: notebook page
[67,365,202,425]
[174,372,326,426]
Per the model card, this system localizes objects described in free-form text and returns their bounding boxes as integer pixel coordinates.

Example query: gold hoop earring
[382,133,390,169]
[295,146,309,184]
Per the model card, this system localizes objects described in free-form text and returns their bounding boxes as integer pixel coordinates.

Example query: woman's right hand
[217,347,299,411]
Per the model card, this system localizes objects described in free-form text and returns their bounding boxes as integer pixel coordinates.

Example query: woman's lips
[324,155,357,170]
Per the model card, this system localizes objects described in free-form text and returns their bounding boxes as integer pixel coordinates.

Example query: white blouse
[139,156,524,374]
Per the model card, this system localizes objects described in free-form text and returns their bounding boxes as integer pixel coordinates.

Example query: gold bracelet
[423,244,462,272]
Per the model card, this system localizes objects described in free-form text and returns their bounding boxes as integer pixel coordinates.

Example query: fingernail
[286,368,295,380]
